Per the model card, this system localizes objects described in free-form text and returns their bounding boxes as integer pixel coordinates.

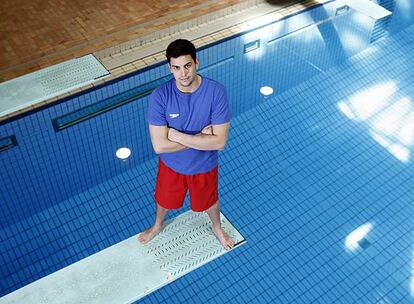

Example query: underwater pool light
[260,86,274,96]
[116,147,131,160]
[244,40,260,53]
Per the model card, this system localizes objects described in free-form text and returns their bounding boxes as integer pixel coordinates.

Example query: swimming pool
[1,0,414,302]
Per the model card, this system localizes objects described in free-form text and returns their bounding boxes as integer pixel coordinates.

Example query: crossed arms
[149,123,229,154]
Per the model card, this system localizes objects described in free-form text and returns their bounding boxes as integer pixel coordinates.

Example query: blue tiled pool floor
[138,23,414,303]
[2,19,414,304]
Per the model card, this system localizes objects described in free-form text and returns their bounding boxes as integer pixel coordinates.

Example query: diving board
[0,211,245,304]
[0,54,109,118]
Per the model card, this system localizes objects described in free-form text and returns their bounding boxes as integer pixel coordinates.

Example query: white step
[0,54,109,117]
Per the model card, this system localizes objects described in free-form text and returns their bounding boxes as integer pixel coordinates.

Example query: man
[138,39,234,250]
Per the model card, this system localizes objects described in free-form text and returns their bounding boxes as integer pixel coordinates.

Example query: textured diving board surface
[0,211,245,304]
[0,54,109,117]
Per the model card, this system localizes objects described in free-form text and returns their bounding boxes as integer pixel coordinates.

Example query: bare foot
[138,225,163,244]
[212,226,235,250]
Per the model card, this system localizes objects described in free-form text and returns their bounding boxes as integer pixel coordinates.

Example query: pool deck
[0,0,328,123]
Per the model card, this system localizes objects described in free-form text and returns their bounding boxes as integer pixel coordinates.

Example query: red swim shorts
[155,159,218,212]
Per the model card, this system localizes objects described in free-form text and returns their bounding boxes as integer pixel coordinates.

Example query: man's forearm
[169,131,225,151]
[154,140,188,154]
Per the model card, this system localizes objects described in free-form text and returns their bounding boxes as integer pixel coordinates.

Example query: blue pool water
[1,0,414,302]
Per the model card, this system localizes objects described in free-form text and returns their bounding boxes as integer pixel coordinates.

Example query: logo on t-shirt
[169,113,180,118]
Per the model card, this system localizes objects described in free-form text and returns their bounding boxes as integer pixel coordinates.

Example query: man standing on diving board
[138,39,234,250]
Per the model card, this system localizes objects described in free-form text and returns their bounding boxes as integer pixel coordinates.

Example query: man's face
[169,55,199,91]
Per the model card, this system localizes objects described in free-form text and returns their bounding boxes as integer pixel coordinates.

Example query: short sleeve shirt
[147,77,231,174]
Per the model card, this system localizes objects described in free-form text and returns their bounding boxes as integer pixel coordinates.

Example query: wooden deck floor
[0,0,247,81]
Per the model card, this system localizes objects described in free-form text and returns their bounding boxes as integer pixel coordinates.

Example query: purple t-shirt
[147,77,231,175]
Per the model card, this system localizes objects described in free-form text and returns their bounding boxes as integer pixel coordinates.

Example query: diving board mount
[0,54,109,118]
[0,211,245,304]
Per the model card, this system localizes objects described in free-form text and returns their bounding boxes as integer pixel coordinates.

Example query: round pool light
[116,147,131,160]
[260,86,274,96]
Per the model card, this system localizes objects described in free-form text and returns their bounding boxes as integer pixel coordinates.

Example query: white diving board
[340,0,392,20]
[0,54,109,118]
[0,211,245,304]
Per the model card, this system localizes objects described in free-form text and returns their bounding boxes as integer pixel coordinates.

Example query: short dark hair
[166,39,197,64]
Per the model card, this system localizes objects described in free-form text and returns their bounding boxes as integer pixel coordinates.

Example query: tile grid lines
[206,131,394,302]
[294,125,408,294]
[304,193,413,303]
[200,29,414,300]
[221,143,405,275]
[222,108,365,195]
[348,249,412,303]
[216,144,412,301]
[328,227,413,303]
[2,210,149,293]
[0,163,157,284]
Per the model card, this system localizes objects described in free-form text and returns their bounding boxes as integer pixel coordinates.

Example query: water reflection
[399,0,412,20]
[345,222,373,251]
[338,81,414,162]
